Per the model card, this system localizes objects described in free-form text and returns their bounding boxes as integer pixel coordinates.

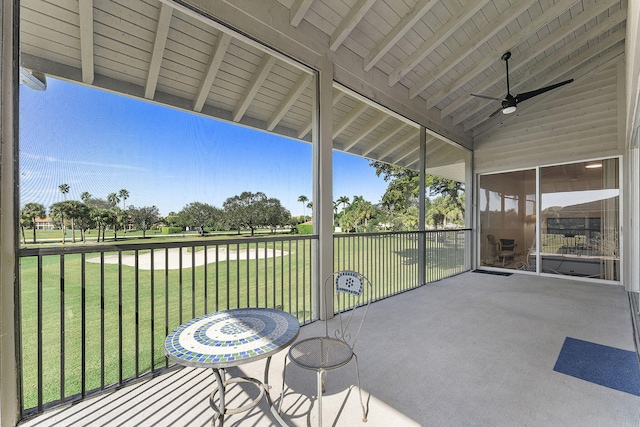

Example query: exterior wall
[474,59,625,173]
[472,58,639,293]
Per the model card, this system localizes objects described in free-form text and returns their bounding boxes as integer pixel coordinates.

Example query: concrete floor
[19,272,640,427]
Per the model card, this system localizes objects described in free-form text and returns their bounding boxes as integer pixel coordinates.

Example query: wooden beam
[343,111,388,151]
[364,0,437,72]
[425,0,582,110]
[267,73,312,131]
[378,129,418,160]
[193,32,232,112]
[388,0,490,86]
[290,0,313,27]
[145,2,173,99]
[408,0,531,99]
[330,0,376,52]
[362,121,407,156]
[78,0,94,84]
[441,0,620,118]
[455,10,626,125]
[333,102,369,139]
[232,54,277,122]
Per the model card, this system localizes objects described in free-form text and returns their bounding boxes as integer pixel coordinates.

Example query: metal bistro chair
[279,270,372,425]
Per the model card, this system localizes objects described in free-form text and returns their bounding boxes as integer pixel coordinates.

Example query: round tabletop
[164,308,300,368]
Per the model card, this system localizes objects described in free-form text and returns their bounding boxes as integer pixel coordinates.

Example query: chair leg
[317,370,323,427]
[353,354,367,422]
[278,354,288,414]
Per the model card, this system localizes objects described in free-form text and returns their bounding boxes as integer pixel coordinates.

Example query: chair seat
[288,337,353,371]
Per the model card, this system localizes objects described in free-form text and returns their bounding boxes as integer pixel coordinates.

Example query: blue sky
[19,78,388,217]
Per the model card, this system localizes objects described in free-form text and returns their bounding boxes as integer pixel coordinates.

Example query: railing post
[418,127,427,286]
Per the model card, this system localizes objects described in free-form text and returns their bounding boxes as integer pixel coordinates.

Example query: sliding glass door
[538,159,619,280]
[478,158,620,282]
[479,170,536,269]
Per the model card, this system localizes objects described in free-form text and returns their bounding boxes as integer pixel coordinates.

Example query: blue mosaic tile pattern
[164,308,300,368]
[336,271,364,295]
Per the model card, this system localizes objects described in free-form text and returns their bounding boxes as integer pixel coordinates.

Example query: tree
[59,183,70,201]
[90,208,111,242]
[224,191,280,236]
[49,201,69,244]
[65,200,85,243]
[297,195,308,221]
[20,202,45,244]
[263,198,291,233]
[57,184,70,243]
[118,189,130,233]
[107,192,120,208]
[80,192,91,203]
[178,202,221,233]
[370,160,465,227]
[129,205,160,238]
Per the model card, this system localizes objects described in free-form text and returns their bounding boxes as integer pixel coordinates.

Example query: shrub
[161,226,183,234]
[297,223,313,235]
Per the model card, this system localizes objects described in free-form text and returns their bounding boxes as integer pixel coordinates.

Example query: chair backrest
[499,238,516,252]
[324,271,372,350]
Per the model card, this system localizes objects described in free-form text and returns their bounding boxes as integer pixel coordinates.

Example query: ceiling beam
[408,0,532,100]
[362,121,407,156]
[363,0,437,72]
[390,143,417,164]
[425,0,582,110]
[330,0,376,51]
[442,0,621,119]
[193,32,232,112]
[333,102,369,139]
[455,11,626,125]
[466,38,625,132]
[78,0,94,85]
[267,73,313,131]
[145,2,173,99]
[290,0,313,27]
[388,0,490,86]
[232,54,277,122]
[378,129,419,160]
[343,111,388,151]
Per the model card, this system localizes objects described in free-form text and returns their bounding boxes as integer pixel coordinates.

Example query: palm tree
[59,183,69,201]
[107,192,120,208]
[20,202,45,244]
[80,191,91,204]
[337,195,350,210]
[297,195,308,221]
[118,189,129,233]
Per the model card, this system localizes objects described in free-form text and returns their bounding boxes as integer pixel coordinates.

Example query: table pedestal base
[209,357,288,427]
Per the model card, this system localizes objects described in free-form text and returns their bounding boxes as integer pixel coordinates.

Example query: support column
[314,58,333,320]
[0,0,19,424]
[418,127,426,285]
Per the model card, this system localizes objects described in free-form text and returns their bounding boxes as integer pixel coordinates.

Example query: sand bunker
[87,247,289,270]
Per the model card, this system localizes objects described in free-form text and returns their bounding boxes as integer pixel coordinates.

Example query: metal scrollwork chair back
[278,270,372,425]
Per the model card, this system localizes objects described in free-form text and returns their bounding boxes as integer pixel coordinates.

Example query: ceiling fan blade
[515,79,573,103]
[471,93,502,101]
[488,106,503,118]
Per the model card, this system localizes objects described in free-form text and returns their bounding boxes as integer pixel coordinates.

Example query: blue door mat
[553,337,640,396]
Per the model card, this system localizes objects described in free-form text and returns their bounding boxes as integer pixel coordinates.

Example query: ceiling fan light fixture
[502,105,516,114]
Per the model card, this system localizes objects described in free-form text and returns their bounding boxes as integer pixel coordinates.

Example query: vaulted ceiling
[20,0,627,173]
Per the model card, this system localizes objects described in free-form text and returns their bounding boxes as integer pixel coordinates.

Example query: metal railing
[18,229,471,417]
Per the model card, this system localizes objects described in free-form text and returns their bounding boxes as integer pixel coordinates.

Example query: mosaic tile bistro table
[164,308,300,427]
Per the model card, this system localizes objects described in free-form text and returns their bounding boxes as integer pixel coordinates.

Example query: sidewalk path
[87,247,288,270]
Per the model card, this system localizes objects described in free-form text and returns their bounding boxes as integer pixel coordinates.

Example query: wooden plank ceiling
[19,0,626,175]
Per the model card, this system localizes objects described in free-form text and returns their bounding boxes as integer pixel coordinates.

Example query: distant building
[34,216,53,230]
